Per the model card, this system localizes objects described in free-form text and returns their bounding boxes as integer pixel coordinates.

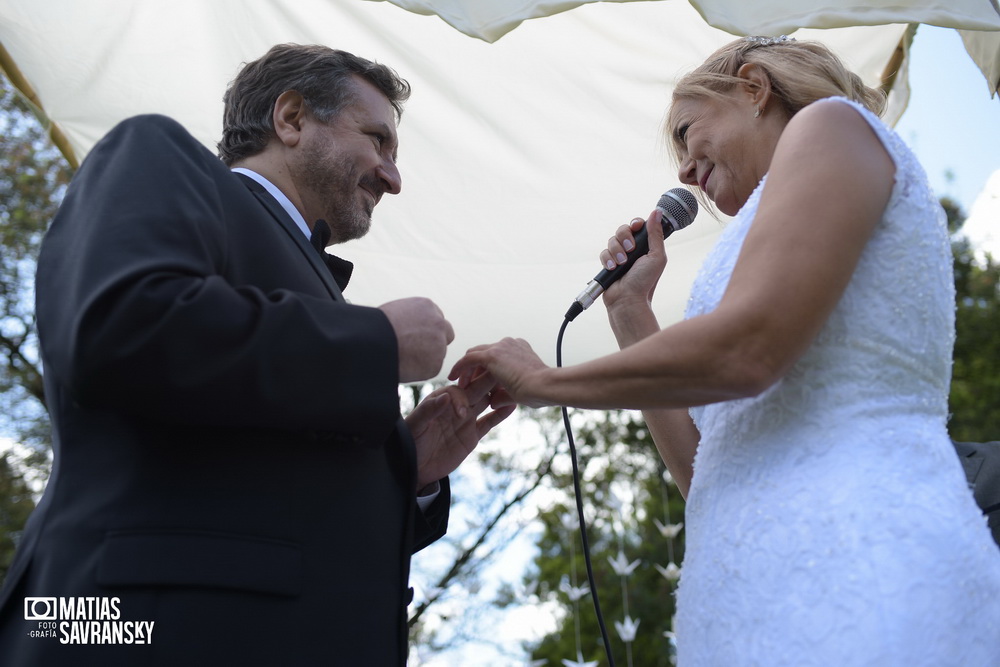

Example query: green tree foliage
[0,72,72,452]
[526,411,685,666]
[0,451,36,583]
[407,401,564,665]
[945,196,1000,440]
[0,72,72,588]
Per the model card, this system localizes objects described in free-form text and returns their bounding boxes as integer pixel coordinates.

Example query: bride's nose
[678,156,698,187]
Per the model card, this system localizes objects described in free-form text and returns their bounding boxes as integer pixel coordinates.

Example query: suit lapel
[235,173,345,302]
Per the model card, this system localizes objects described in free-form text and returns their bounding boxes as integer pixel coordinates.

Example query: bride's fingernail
[623,240,634,251]
[606,259,616,270]
[616,252,627,264]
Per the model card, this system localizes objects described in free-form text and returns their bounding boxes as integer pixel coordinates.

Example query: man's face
[292,76,401,244]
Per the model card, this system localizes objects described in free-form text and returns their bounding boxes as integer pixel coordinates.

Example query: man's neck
[231,152,310,230]
[232,166,312,239]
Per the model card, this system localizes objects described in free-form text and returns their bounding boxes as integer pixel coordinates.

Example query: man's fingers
[477,405,516,438]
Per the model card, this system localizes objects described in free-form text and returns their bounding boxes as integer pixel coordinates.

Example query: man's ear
[272,90,307,148]
[735,62,772,110]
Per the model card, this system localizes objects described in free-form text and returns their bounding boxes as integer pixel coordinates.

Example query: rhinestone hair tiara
[744,35,795,47]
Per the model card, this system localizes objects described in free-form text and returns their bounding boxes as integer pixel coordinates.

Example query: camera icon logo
[24,597,57,621]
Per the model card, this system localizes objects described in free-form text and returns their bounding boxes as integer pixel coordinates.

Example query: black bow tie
[308,219,354,291]
[310,219,332,254]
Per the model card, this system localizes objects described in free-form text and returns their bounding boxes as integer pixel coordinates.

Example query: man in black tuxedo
[0,44,513,665]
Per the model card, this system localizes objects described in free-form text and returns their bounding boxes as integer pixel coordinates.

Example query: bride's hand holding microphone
[601,209,671,346]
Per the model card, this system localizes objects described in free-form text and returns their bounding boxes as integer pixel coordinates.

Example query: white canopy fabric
[1,0,997,379]
[961,26,1000,93]
[382,0,1000,45]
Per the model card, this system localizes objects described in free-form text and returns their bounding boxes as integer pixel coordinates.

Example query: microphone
[565,188,698,321]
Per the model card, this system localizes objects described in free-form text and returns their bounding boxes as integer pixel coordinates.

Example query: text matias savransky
[24,596,155,645]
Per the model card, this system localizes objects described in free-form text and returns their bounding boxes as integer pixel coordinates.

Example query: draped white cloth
[380,1,1000,41]
[0,0,996,378]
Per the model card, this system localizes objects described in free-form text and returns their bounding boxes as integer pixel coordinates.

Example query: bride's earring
[753,105,762,119]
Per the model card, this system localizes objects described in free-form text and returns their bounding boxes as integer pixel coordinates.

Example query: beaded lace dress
[675,97,1000,666]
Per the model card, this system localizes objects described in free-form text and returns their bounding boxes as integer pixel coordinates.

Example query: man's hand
[379,297,455,383]
[406,372,515,491]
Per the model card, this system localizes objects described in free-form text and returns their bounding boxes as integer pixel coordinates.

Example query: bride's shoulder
[786,97,882,141]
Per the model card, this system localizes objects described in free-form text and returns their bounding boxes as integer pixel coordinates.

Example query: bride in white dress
[451,36,1000,665]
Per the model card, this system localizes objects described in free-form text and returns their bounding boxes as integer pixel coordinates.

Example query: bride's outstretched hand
[449,338,553,409]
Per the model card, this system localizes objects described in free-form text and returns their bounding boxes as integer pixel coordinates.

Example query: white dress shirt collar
[232,167,311,239]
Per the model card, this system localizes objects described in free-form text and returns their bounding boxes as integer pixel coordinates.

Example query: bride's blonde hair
[666,37,886,158]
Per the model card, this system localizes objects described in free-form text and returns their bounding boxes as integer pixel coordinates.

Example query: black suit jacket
[0,115,448,666]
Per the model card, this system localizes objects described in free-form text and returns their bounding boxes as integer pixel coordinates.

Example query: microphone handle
[593,221,654,289]
[566,218,674,321]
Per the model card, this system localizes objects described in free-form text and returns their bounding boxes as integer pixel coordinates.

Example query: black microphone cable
[552,189,697,666]
[555,315,616,667]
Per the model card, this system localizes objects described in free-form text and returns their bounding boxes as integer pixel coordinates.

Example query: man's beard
[299,143,376,244]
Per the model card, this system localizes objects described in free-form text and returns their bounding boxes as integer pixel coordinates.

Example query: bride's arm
[607,296,698,498]
[454,102,894,416]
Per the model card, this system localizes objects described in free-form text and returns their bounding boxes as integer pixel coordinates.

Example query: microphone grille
[657,188,698,230]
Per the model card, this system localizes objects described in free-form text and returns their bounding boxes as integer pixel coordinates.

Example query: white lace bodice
[686,97,953,451]
[674,97,1000,666]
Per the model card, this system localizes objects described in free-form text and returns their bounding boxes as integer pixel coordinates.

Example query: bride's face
[671,92,773,216]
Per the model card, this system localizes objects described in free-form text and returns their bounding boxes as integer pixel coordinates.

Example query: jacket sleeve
[36,115,401,441]
[412,477,451,553]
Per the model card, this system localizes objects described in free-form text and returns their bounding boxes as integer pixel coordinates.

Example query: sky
[893,25,1000,234]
